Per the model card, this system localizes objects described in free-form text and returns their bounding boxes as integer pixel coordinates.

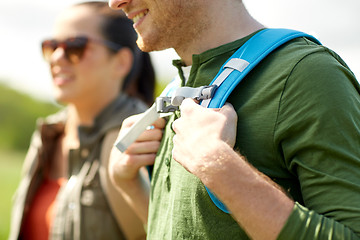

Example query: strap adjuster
[156,97,179,113]
[156,85,218,113]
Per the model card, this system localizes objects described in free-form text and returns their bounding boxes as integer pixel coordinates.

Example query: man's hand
[171,98,237,180]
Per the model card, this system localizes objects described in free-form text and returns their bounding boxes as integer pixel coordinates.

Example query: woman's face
[48,6,122,106]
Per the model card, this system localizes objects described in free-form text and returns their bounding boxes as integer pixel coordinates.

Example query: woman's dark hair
[75,1,155,106]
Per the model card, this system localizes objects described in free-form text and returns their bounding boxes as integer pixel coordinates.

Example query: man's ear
[113,47,134,79]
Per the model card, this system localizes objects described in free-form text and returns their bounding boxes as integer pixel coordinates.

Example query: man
[108,0,360,239]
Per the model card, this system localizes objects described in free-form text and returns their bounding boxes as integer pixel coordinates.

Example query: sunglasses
[41,36,122,64]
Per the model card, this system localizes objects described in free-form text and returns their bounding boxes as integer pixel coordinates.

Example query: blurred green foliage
[0,83,60,151]
[0,149,24,240]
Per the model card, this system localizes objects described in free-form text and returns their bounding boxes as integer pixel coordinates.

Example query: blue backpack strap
[201,28,321,213]
[201,28,321,109]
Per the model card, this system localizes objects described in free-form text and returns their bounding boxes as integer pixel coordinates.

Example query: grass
[0,149,25,240]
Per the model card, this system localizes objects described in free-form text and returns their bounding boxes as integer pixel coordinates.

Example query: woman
[9,2,155,240]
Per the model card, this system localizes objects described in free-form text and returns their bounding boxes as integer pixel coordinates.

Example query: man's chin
[136,37,167,53]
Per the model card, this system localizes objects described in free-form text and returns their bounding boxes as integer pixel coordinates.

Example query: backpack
[115,28,321,213]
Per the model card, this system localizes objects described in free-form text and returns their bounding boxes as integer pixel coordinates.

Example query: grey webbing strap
[201,58,249,107]
[225,58,250,73]
[114,77,182,153]
[114,58,249,153]
[114,85,216,152]
[114,104,172,152]
[171,85,217,106]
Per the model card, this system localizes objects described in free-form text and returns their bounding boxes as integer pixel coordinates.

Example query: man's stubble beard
[135,23,208,56]
[135,27,175,53]
[134,3,209,54]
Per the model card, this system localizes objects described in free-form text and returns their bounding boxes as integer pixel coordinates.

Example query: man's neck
[175,2,264,66]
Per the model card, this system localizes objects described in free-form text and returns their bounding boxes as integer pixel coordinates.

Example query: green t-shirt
[147,31,360,239]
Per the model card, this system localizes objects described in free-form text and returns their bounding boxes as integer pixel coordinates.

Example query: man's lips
[128,9,149,24]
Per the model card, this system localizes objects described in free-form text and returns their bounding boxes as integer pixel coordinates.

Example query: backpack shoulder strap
[201,28,321,108]
[201,28,321,213]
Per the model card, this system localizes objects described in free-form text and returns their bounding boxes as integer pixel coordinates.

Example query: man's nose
[108,0,131,10]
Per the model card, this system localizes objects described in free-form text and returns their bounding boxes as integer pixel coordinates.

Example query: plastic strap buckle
[156,85,218,113]
[156,96,179,113]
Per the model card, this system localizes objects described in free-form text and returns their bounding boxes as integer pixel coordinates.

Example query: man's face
[110,0,207,53]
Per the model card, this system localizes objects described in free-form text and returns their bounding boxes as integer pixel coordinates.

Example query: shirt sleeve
[274,47,360,239]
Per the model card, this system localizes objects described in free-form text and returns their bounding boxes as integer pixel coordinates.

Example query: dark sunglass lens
[41,40,57,62]
[64,37,88,64]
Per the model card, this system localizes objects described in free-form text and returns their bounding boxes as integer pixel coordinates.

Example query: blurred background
[0,0,359,239]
